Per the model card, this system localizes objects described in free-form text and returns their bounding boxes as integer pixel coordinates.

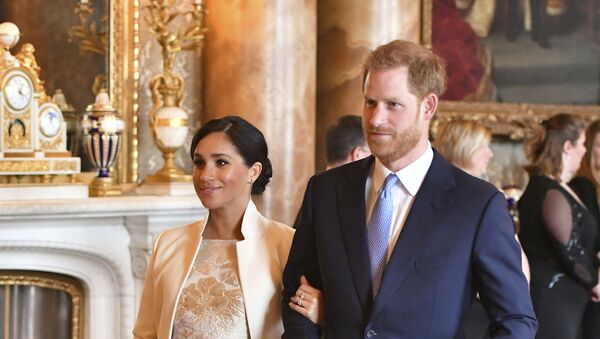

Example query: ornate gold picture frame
[421,0,600,139]
[110,0,140,184]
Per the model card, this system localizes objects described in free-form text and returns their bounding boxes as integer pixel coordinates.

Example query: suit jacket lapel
[337,156,374,312]
[371,152,456,317]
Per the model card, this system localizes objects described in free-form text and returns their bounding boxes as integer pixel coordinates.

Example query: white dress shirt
[365,144,434,260]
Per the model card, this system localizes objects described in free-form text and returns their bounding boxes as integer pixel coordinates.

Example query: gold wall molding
[434,101,600,140]
[111,0,140,184]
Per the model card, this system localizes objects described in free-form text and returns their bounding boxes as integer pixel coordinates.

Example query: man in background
[324,115,371,170]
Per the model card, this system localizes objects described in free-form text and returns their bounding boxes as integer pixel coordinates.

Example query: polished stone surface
[316,0,421,171]
[202,0,316,225]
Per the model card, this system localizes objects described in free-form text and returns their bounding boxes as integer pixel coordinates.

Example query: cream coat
[133,201,295,339]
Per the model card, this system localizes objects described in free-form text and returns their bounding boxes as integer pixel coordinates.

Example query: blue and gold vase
[82,89,124,196]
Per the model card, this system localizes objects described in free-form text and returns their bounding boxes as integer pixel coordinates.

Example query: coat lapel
[337,157,374,312]
[235,201,277,339]
[370,153,456,318]
[163,220,204,339]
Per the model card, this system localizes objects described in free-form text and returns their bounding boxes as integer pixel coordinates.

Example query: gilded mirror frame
[110,0,139,183]
[421,0,600,139]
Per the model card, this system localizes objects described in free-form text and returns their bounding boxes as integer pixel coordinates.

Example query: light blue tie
[367,173,398,297]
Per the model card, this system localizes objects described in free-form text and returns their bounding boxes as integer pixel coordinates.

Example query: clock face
[39,106,62,138]
[4,73,33,112]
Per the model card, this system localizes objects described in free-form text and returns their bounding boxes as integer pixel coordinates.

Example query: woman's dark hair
[190,115,272,195]
[524,113,586,179]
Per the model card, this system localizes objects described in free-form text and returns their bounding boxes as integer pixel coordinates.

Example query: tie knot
[381,174,399,193]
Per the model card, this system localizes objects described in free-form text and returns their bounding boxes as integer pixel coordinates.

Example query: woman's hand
[592,269,600,302]
[289,275,324,326]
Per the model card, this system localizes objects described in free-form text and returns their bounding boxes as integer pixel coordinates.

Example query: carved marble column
[203,0,316,225]
[316,0,421,170]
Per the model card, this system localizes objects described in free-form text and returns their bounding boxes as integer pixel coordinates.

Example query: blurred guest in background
[434,119,493,178]
[519,113,600,339]
[324,115,370,170]
[570,118,600,339]
[435,119,530,339]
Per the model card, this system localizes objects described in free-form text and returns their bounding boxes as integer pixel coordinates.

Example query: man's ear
[420,93,438,122]
[350,146,370,161]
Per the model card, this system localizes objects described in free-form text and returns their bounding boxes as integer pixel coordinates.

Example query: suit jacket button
[366,329,377,337]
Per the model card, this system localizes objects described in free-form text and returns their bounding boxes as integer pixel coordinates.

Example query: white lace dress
[172,239,249,339]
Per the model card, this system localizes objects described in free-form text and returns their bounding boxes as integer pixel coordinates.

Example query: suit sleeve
[473,192,538,339]
[281,176,321,339]
[132,234,162,339]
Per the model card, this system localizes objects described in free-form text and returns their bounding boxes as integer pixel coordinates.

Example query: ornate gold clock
[37,102,66,151]
[1,68,37,152]
[0,22,79,177]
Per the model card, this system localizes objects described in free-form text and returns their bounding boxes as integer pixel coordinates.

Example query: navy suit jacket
[282,153,537,339]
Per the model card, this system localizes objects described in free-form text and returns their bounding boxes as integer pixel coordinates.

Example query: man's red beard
[366,121,422,165]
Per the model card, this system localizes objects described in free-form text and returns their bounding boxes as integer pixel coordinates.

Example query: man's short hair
[362,39,447,99]
[325,115,366,164]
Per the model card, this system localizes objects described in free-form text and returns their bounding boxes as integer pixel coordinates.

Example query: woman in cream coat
[133,116,317,339]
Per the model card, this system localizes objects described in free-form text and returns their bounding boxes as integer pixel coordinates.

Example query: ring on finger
[299,292,305,301]
[297,298,304,307]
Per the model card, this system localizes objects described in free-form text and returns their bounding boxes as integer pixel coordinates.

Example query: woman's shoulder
[525,175,562,194]
[261,218,295,239]
[154,220,205,249]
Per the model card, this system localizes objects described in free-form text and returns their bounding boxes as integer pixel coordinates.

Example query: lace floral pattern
[173,240,249,339]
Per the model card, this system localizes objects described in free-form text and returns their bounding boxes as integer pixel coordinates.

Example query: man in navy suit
[281,39,537,338]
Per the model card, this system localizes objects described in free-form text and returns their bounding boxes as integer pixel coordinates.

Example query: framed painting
[422,0,600,189]
[423,0,600,140]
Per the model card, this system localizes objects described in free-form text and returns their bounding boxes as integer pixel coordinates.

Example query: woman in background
[435,120,529,339]
[569,119,600,339]
[519,113,600,339]
[133,116,320,339]
[434,119,493,178]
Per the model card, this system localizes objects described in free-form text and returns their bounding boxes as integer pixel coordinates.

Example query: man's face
[362,67,430,165]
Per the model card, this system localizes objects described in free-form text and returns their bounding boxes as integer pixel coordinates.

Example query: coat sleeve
[473,192,538,339]
[281,176,322,339]
[132,234,162,339]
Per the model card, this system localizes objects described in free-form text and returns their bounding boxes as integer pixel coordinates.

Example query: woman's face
[593,133,600,172]
[469,142,493,178]
[565,131,587,177]
[192,132,259,211]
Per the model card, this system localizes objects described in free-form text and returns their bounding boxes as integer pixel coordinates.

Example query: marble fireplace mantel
[0,194,207,339]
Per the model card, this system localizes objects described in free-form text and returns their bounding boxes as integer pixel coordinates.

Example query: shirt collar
[373,143,434,196]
